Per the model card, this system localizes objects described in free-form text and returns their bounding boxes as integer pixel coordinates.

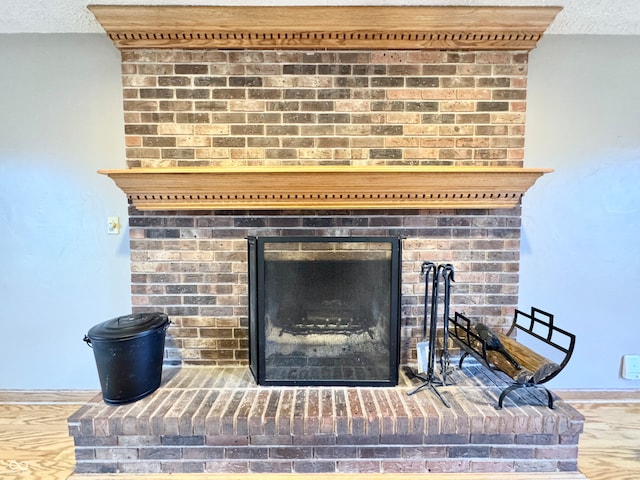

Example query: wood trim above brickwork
[88,5,562,51]
[98,166,552,211]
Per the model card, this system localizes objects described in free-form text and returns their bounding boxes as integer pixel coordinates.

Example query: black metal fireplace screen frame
[248,236,402,387]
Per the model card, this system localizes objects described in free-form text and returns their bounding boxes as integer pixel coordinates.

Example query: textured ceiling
[1,0,639,35]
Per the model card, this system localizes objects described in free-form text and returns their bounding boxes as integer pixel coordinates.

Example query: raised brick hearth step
[68,362,584,474]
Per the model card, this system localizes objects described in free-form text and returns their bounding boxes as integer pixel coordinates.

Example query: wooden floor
[0,390,638,480]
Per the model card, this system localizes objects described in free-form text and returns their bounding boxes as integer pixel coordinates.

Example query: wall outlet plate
[621,355,640,380]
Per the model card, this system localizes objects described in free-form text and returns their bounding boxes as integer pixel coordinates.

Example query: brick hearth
[68,361,583,474]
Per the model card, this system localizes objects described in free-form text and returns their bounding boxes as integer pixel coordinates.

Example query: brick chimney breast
[91,5,559,367]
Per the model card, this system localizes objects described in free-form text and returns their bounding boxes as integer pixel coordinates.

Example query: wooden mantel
[88,5,562,51]
[98,166,552,211]
[92,5,558,212]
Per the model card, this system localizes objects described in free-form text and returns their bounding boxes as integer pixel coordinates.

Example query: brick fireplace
[68,5,585,476]
[120,44,537,368]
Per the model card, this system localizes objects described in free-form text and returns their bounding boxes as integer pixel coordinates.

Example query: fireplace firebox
[248,237,401,386]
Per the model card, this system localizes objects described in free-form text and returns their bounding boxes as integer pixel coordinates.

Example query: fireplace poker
[420,261,436,343]
[430,263,445,382]
[439,264,455,385]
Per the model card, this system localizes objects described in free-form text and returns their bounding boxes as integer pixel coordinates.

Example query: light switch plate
[107,216,120,235]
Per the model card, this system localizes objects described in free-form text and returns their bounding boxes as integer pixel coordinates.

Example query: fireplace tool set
[406,261,576,409]
[407,261,455,407]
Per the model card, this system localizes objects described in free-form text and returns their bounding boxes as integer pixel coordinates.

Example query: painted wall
[0,33,638,389]
[522,35,640,389]
[0,34,131,389]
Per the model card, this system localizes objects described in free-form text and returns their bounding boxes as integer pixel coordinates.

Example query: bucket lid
[87,312,169,341]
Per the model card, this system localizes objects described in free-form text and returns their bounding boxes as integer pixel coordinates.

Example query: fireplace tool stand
[407,261,455,408]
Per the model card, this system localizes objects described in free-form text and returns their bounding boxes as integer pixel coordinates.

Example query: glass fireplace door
[248,237,401,387]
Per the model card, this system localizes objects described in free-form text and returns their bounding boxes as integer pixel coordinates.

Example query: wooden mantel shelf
[88,5,562,51]
[98,166,552,211]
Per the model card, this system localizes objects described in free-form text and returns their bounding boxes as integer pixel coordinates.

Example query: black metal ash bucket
[84,312,170,405]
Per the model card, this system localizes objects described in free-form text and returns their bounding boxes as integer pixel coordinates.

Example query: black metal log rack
[448,307,576,409]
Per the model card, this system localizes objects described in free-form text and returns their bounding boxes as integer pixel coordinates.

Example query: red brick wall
[121,49,527,366]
